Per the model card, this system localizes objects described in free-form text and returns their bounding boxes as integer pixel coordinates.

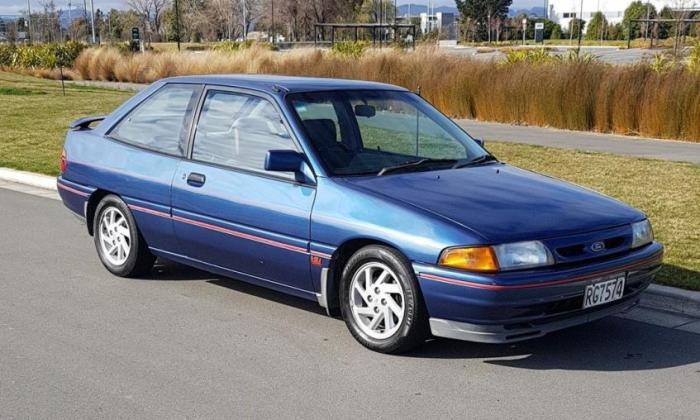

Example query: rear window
[110,84,202,156]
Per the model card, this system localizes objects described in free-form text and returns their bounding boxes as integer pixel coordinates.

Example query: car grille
[544,224,633,265]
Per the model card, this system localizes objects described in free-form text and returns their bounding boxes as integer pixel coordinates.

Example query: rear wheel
[93,195,155,277]
[340,245,429,353]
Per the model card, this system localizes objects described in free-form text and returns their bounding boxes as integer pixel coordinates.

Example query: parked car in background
[57,75,663,353]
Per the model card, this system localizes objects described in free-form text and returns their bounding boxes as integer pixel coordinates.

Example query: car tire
[93,195,155,277]
[340,245,429,353]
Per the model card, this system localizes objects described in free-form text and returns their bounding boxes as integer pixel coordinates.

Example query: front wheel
[340,245,429,353]
[93,195,155,277]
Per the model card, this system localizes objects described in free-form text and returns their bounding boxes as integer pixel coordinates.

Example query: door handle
[187,172,206,187]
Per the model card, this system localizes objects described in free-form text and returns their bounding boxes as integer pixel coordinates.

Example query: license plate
[583,275,626,309]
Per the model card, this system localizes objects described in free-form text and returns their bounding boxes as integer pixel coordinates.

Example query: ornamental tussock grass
[66,46,700,141]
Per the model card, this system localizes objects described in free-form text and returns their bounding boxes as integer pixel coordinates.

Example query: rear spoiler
[69,115,106,131]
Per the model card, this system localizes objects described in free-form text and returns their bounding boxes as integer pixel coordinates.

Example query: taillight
[60,149,67,173]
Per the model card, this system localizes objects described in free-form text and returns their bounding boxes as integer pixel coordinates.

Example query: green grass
[1,71,698,290]
[0,72,131,175]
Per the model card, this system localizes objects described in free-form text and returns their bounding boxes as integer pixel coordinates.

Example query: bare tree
[126,0,153,42]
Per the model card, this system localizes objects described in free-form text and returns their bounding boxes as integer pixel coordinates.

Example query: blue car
[58,75,663,353]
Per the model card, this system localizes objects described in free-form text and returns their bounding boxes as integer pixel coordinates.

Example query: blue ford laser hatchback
[58,75,663,353]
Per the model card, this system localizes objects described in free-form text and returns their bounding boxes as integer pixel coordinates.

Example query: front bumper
[429,293,639,343]
[414,241,663,343]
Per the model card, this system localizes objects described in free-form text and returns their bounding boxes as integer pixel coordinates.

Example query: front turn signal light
[438,246,499,272]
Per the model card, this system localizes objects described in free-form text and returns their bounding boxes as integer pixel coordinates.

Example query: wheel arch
[325,238,413,316]
[85,189,116,236]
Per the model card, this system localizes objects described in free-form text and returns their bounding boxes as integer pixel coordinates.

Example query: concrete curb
[640,284,700,319]
[0,168,57,191]
[0,166,698,320]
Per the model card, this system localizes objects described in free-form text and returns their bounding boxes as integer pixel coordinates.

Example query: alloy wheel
[98,207,131,266]
[349,262,406,340]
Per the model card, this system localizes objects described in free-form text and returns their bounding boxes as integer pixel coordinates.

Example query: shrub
[24,45,700,142]
[0,42,86,69]
[331,41,369,58]
[503,48,559,64]
[689,42,700,74]
[211,40,255,53]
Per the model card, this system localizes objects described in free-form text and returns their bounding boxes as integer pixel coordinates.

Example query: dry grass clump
[69,46,700,141]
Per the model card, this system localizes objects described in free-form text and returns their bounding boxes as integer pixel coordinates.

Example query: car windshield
[287,90,491,176]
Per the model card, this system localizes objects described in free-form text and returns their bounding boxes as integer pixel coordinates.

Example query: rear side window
[110,84,202,156]
[192,90,296,177]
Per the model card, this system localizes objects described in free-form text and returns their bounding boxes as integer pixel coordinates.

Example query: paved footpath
[67,79,700,165]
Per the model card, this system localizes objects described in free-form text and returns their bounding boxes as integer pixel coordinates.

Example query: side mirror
[354,104,376,118]
[474,138,485,147]
[265,150,304,172]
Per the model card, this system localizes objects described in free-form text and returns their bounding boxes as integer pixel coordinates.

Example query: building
[547,0,683,32]
[419,12,456,38]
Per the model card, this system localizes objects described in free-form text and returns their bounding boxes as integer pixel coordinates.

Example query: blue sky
[0,0,542,17]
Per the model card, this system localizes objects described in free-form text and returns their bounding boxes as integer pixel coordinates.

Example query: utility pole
[26,0,32,42]
[576,0,583,55]
[270,0,274,44]
[242,0,246,39]
[67,0,71,41]
[644,1,651,40]
[174,0,181,50]
[89,0,96,44]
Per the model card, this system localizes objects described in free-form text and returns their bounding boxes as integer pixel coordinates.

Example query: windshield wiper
[452,154,499,169]
[377,158,457,176]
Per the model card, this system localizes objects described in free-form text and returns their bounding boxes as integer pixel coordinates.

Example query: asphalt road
[457,119,700,164]
[2,188,700,419]
[444,46,660,65]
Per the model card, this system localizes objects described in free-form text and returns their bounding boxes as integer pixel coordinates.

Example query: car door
[171,86,316,296]
[101,83,203,253]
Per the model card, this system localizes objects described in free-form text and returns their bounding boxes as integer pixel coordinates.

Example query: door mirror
[474,138,485,147]
[354,104,376,118]
[265,150,304,173]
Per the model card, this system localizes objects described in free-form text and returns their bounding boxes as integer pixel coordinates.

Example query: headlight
[631,219,653,248]
[492,241,554,271]
[438,241,553,272]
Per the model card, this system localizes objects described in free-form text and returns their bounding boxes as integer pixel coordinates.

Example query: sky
[0,0,542,17]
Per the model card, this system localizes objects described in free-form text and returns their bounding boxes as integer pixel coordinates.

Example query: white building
[420,12,456,38]
[547,0,687,32]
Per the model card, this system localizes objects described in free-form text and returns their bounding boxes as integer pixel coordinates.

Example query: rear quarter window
[110,84,202,156]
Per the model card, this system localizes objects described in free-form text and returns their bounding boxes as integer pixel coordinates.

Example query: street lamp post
[26,0,31,42]
[576,0,584,55]
[271,0,274,44]
[89,0,96,44]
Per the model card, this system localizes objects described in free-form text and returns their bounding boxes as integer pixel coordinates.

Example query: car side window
[192,90,296,178]
[110,84,202,156]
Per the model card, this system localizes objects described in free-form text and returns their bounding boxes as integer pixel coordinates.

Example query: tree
[585,11,607,40]
[455,0,513,42]
[551,23,562,39]
[567,18,585,40]
[608,23,625,40]
[622,1,656,40]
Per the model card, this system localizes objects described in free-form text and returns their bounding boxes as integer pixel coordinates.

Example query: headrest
[302,119,337,148]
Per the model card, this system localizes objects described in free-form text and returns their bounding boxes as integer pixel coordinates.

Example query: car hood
[342,164,644,243]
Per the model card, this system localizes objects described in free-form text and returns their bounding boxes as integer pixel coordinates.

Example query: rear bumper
[429,293,639,343]
[415,242,663,343]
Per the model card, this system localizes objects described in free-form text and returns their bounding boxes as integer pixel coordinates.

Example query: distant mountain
[398,4,546,18]
[508,7,546,17]
[59,7,88,28]
[397,4,458,16]
[0,8,88,29]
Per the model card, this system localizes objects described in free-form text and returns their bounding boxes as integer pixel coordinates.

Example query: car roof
[161,74,408,94]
